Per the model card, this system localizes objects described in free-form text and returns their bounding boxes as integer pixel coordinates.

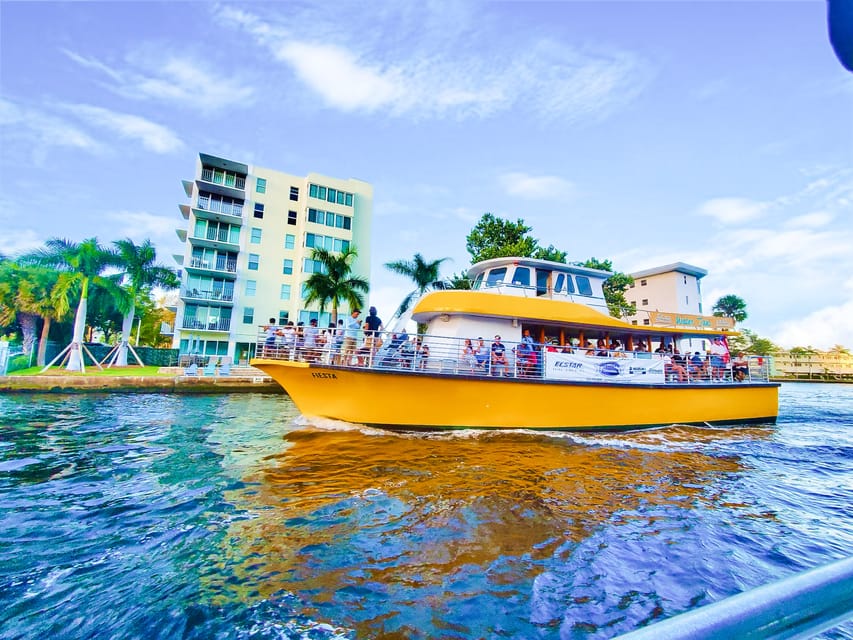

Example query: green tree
[729,329,778,356]
[112,238,178,366]
[447,271,473,290]
[465,213,539,263]
[580,258,636,319]
[532,245,567,263]
[0,261,68,365]
[303,246,369,324]
[384,253,450,313]
[19,238,123,371]
[712,294,748,323]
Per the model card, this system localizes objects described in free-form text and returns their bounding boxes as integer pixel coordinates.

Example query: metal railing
[614,556,853,640]
[181,287,234,302]
[252,328,771,385]
[187,257,238,273]
[196,194,244,217]
[182,318,232,332]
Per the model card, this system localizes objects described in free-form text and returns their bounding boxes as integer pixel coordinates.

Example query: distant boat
[252,257,778,430]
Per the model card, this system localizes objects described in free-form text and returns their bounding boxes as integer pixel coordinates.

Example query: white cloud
[63,49,255,114]
[0,98,103,156]
[696,197,768,225]
[105,211,180,244]
[0,229,47,257]
[216,6,653,120]
[61,104,184,154]
[500,172,575,200]
[783,211,833,228]
[773,299,853,350]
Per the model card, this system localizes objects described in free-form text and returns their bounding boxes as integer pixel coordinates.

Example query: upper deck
[466,257,611,314]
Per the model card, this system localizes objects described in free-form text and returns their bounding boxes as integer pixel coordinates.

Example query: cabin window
[485,268,507,287]
[565,274,575,294]
[641,279,647,286]
[554,273,565,293]
[536,269,549,296]
[472,273,484,289]
[576,275,593,296]
[512,267,530,286]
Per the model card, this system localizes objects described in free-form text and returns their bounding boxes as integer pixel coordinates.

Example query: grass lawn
[10,366,170,377]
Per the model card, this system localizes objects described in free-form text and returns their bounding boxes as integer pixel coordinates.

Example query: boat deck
[254,330,772,386]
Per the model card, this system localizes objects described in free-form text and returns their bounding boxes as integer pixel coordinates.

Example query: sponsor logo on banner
[544,352,665,383]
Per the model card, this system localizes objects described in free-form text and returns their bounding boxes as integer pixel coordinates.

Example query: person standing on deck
[341,309,361,366]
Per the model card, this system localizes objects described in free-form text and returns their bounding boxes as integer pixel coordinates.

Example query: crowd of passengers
[260,314,752,382]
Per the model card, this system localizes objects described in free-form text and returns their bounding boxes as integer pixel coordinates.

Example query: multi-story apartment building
[173,153,373,363]
[624,262,708,325]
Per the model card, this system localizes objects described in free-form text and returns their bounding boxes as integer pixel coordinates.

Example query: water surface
[1,383,851,639]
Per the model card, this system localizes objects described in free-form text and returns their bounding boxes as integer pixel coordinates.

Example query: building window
[285,234,295,250]
[278,311,289,325]
[643,319,650,325]
[287,210,297,225]
[283,258,293,275]
[256,178,266,194]
[305,232,350,253]
[685,296,689,305]
[631,320,638,325]
[303,258,326,274]
[253,203,264,219]
[250,228,262,244]
[683,275,687,284]
[301,283,310,299]
[245,280,257,296]
[309,183,354,208]
[629,282,635,288]
[280,284,291,300]
[290,186,299,201]
[248,253,259,270]
[641,298,648,306]
[641,279,647,286]
[243,307,254,324]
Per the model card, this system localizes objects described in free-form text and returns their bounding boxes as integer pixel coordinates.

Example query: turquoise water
[1,383,851,639]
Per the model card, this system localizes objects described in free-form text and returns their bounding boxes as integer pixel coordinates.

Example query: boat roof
[466,257,611,279]
[412,290,735,337]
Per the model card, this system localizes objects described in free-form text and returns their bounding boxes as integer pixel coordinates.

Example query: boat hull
[252,359,780,431]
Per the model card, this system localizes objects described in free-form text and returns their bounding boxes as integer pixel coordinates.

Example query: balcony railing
[188,257,238,273]
[200,167,246,190]
[182,318,232,332]
[181,287,234,302]
[196,194,244,217]
[189,229,238,245]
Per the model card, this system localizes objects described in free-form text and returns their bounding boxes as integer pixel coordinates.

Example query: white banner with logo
[543,352,665,383]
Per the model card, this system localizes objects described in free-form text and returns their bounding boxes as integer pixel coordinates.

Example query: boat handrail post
[612,556,853,640]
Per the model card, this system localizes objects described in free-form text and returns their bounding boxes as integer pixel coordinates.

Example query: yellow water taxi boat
[252,257,779,431]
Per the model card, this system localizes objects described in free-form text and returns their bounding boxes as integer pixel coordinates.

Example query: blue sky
[1,1,851,349]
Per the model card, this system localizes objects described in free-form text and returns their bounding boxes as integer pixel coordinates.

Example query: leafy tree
[384,253,450,313]
[827,344,851,356]
[580,258,636,319]
[728,329,778,356]
[303,246,369,324]
[19,238,123,370]
[112,238,178,366]
[0,261,68,364]
[712,294,748,323]
[447,271,473,290]
[532,245,567,263]
[465,213,539,263]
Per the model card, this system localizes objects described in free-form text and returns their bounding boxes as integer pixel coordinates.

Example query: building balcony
[181,287,235,305]
[192,198,244,226]
[188,230,240,252]
[181,318,232,332]
[185,257,239,279]
[197,166,246,200]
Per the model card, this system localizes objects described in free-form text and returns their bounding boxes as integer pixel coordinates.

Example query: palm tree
[112,238,178,366]
[712,294,748,323]
[19,238,122,371]
[384,253,450,314]
[0,263,69,367]
[303,246,369,324]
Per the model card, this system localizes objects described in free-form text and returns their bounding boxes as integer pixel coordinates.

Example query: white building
[173,153,373,363]
[625,262,708,325]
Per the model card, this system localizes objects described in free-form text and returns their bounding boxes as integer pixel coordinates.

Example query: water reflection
[214,423,769,636]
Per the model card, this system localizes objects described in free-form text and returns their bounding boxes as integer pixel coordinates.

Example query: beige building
[173,153,373,363]
[625,262,708,325]
[772,349,853,379]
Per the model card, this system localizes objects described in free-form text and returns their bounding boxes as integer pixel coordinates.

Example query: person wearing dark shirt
[491,335,508,376]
